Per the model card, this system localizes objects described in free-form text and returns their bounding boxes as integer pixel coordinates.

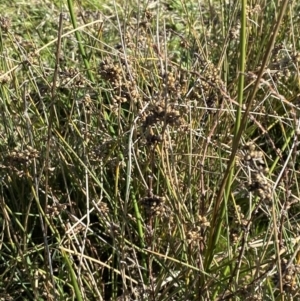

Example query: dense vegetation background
[0,0,300,300]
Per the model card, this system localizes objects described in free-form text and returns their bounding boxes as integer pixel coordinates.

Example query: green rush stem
[67,0,94,83]
[204,0,247,270]
[204,0,289,271]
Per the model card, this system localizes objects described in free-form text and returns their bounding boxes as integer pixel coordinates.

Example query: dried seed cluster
[0,15,11,32]
[0,146,39,178]
[282,263,300,292]
[190,61,225,109]
[187,229,202,245]
[273,258,300,293]
[267,45,300,84]
[47,203,67,217]
[142,103,182,129]
[58,66,87,88]
[186,215,210,245]
[90,139,119,161]
[241,143,272,202]
[96,201,110,214]
[3,146,39,167]
[140,195,166,217]
[244,292,262,301]
[139,100,185,147]
[0,71,10,85]
[228,204,247,244]
[99,57,139,104]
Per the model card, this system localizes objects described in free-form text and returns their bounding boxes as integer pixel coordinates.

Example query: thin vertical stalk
[67,0,94,83]
[205,0,289,273]
[204,0,247,270]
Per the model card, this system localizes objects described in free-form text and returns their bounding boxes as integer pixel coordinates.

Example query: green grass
[0,0,300,300]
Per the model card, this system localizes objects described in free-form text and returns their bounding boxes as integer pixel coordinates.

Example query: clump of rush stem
[0,0,300,300]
